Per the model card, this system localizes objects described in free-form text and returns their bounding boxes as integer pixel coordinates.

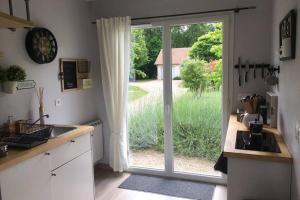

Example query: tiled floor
[94,167,227,200]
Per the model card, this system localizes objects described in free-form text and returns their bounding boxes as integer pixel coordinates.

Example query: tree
[171,24,210,48]
[189,23,223,62]
[180,59,208,94]
[142,28,163,79]
[131,29,149,79]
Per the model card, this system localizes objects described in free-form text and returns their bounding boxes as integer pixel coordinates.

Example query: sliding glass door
[127,14,232,184]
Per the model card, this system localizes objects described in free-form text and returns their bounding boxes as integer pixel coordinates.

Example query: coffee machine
[248,120,264,149]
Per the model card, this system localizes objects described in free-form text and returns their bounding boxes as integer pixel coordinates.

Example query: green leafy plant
[6,65,26,81]
[0,66,7,83]
[180,59,208,94]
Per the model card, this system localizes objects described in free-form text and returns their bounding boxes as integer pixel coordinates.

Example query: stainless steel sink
[50,126,77,138]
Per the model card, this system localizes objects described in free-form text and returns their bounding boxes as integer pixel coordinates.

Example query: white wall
[89,0,273,164]
[0,0,100,125]
[271,1,300,199]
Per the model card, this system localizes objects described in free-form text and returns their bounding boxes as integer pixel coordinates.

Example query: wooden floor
[94,168,227,200]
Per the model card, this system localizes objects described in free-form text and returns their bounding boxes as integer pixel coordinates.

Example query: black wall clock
[25,27,58,64]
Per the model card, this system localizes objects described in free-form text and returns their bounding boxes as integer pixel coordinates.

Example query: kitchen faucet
[31,114,49,126]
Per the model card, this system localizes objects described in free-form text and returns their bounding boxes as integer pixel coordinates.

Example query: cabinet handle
[51,173,56,176]
[45,152,50,155]
[70,140,75,143]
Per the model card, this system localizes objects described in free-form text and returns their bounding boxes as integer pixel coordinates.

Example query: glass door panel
[170,23,223,176]
[128,26,165,170]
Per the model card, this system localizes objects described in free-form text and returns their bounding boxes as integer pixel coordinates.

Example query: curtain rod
[91,6,256,24]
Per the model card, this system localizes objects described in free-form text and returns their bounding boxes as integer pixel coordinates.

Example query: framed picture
[279,10,297,61]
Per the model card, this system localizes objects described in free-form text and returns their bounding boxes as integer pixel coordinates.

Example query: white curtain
[96,16,131,172]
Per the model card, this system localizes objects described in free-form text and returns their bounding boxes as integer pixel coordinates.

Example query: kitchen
[0,0,300,200]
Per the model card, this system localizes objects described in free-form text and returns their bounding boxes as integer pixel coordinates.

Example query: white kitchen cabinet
[91,123,103,164]
[51,150,94,200]
[0,153,52,200]
[0,132,95,200]
[227,157,291,200]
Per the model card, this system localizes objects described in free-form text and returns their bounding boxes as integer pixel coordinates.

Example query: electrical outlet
[55,98,62,107]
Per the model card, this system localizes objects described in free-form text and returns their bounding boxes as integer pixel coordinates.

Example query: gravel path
[129,149,221,177]
[128,80,187,112]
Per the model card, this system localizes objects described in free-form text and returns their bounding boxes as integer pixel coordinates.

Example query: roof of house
[154,48,190,66]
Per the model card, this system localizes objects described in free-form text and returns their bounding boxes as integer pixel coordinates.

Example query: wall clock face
[25,28,58,64]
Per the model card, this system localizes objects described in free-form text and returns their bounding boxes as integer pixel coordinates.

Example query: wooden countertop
[0,125,94,172]
[224,115,292,163]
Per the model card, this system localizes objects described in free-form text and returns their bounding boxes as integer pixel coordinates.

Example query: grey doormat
[119,174,215,200]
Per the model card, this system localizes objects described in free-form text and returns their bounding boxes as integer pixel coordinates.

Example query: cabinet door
[51,150,94,200]
[0,153,52,200]
[92,124,103,163]
[50,133,91,170]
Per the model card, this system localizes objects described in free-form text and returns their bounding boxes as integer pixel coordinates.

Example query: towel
[214,152,227,174]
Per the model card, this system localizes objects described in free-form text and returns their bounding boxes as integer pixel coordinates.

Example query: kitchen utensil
[245,101,253,114]
[36,87,45,125]
[253,64,256,79]
[261,66,265,79]
[238,57,242,86]
[245,61,250,83]
[252,95,258,113]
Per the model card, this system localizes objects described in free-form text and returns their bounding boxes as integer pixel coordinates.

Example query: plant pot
[3,81,17,94]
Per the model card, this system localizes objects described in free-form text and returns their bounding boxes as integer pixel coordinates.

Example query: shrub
[173,76,181,80]
[128,96,163,150]
[6,65,26,81]
[207,59,222,90]
[180,59,208,94]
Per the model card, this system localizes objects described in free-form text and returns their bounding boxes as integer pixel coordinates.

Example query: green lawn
[128,85,148,102]
[128,91,222,161]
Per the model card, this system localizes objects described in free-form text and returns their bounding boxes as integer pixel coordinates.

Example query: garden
[128,23,223,171]
[129,90,221,161]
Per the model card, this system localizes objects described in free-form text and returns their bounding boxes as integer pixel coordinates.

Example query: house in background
[155,48,190,80]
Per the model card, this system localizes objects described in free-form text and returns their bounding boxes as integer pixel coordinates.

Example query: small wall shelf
[0,11,34,29]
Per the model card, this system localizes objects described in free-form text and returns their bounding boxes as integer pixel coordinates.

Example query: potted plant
[3,65,26,94]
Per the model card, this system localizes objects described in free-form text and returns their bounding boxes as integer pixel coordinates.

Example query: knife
[253,63,256,79]
[245,61,250,83]
[238,57,242,86]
